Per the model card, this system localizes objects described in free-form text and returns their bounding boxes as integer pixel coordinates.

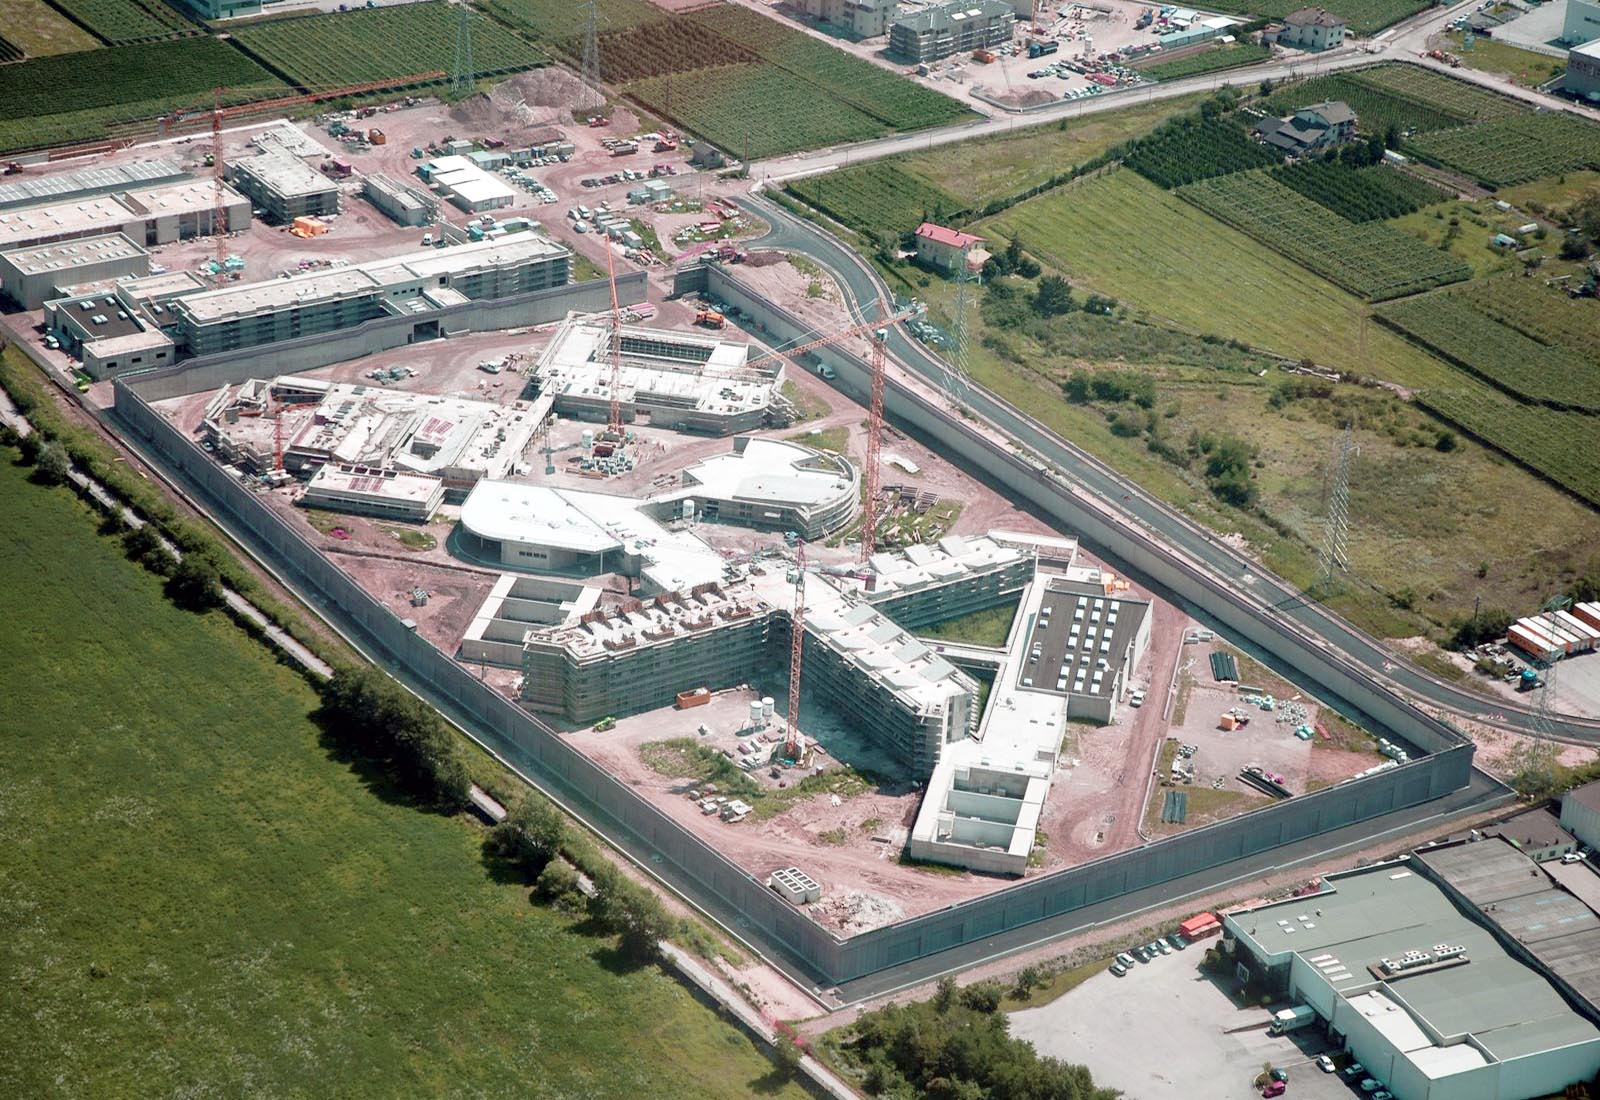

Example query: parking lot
[1009,948,1354,1100]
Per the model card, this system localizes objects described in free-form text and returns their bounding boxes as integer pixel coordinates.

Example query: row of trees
[318,666,472,811]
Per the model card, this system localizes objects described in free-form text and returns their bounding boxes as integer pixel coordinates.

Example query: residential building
[226,152,340,223]
[793,0,895,38]
[914,222,983,273]
[1224,857,1600,1100]
[1272,7,1348,50]
[1254,100,1358,155]
[889,0,1014,63]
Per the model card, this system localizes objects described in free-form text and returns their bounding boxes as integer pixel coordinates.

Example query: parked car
[1342,1063,1364,1080]
[1156,939,1173,956]
[1373,1092,1393,1100]
[1360,1078,1381,1093]
[1110,962,1128,977]
[1270,1068,1288,1082]
[1315,1055,1335,1073]
[1563,851,1585,863]
[1167,935,1186,951]
[1261,1081,1285,1098]
[1116,953,1136,968]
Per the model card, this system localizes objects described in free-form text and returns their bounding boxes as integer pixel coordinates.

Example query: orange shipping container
[1573,603,1600,633]
[675,688,711,709]
[1219,714,1238,731]
[368,128,387,145]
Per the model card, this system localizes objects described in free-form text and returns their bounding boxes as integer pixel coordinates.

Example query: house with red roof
[914,222,984,274]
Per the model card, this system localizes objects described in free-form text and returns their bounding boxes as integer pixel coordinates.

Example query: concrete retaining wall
[110,263,1476,985]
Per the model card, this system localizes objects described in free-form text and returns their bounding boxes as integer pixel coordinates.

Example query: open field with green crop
[7,0,100,56]
[1407,113,1600,187]
[0,36,283,152]
[1178,171,1471,299]
[1455,278,1600,354]
[1352,63,1527,121]
[0,455,804,1099]
[1378,292,1600,411]
[479,0,660,49]
[232,2,545,88]
[786,162,965,237]
[1417,385,1600,507]
[1271,161,1449,222]
[1173,0,1428,34]
[1140,42,1270,81]
[49,0,194,45]
[1259,67,1517,136]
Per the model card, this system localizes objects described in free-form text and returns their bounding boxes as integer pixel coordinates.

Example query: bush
[165,556,225,611]
[534,857,586,910]
[1448,608,1514,650]
[587,863,673,961]
[1033,274,1073,317]
[488,792,568,878]
[319,666,472,810]
[957,981,1004,1014]
[33,439,71,485]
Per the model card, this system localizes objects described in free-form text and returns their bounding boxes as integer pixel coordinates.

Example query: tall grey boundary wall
[114,270,1474,987]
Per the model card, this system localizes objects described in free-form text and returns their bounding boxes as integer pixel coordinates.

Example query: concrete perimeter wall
[110,263,1475,986]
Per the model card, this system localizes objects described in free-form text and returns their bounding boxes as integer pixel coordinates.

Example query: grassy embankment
[0,453,806,1099]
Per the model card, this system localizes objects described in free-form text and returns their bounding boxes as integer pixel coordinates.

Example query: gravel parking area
[1010,951,1354,1100]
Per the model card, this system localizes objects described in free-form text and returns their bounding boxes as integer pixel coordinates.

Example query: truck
[654,136,678,152]
[611,141,639,157]
[1268,1005,1317,1035]
[1028,39,1059,58]
[715,244,747,263]
[694,309,725,328]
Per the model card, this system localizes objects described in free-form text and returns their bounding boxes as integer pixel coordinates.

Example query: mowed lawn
[0,457,804,1099]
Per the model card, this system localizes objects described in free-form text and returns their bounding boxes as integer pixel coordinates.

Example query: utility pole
[581,0,601,109]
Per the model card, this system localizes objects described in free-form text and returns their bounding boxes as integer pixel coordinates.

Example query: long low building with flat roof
[227,151,340,223]
[0,157,187,213]
[1223,857,1600,1100]
[0,232,149,309]
[0,178,249,252]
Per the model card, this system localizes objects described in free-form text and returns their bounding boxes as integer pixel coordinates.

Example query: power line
[452,4,474,98]
[1318,422,1355,585]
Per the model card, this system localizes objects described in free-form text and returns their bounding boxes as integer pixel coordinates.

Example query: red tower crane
[785,537,807,764]
[859,327,889,564]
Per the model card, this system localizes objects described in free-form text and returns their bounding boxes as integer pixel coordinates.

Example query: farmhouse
[1269,7,1348,51]
[915,222,983,273]
[1254,101,1358,156]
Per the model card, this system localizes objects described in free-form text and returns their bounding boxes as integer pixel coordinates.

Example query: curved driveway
[733,192,1600,743]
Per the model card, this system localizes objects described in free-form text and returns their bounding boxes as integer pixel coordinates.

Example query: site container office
[1556,610,1600,650]
[1575,603,1600,632]
[1511,622,1565,662]
[1520,619,1568,652]
[1544,620,1582,654]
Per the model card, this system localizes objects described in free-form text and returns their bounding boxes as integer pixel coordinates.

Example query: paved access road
[732,193,1600,745]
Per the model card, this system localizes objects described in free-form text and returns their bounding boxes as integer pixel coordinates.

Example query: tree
[535,857,585,910]
[1004,234,1024,272]
[1434,429,1458,452]
[123,524,177,576]
[1032,274,1073,317]
[587,864,673,961]
[318,666,471,810]
[1570,193,1600,244]
[33,440,70,485]
[166,556,225,611]
[1560,235,1592,261]
[487,792,568,877]
[1384,124,1401,150]
[774,1033,804,1076]
[934,975,957,1013]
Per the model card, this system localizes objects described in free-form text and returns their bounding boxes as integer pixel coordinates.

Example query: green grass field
[0,455,804,1099]
[7,0,100,56]
[1178,0,1429,35]
[48,0,194,45]
[1139,43,1270,82]
[1444,31,1566,88]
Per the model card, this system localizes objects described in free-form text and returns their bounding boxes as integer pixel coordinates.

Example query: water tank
[761,696,775,720]
[749,700,765,728]
[682,498,695,520]
[581,429,594,451]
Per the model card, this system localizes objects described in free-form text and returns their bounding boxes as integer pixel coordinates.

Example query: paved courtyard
[1010,950,1354,1100]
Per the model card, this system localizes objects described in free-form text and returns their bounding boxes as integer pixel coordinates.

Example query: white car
[1156,939,1172,956]
[1316,1055,1335,1073]
[1563,851,1584,863]
[1129,688,1147,708]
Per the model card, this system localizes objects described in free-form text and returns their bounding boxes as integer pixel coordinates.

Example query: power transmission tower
[452,4,474,98]
[1534,595,1573,741]
[581,0,602,111]
[1318,423,1356,585]
[944,248,977,410]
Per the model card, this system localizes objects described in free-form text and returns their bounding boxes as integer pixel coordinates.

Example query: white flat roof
[462,481,618,554]
[680,439,852,508]
[308,463,443,504]
[232,151,337,199]
[1,231,145,276]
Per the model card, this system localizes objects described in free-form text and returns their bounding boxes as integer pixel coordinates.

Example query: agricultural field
[626,63,884,160]
[1140,43,1270,81]
[1177,0,1429,35]
[1455,278,1600,356]
[49,0,194,46]
[478,0,661,50]
[6,0,100,57]
[0,36,283,153]
[1260,72,1481,136]
[1271,161,1449,222]
[1178,171,1472,299]
[596,17,757,82]
[1418,386,1600,507]
[0,34,23,63]
[1125,116,1281,188]
[786,162,965,238]
[1442,31,1566,88]
[1351,64,1526,122]
[232,3,545,89]
[1378,291,1600,411]
[0,457,806,1099]
[1406,113,1600,188]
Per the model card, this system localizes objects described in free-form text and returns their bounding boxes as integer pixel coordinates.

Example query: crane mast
[860,327,888,564]
[785,538,807,764]
[605,239,625,440]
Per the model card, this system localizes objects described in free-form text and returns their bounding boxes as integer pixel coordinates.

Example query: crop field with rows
[0,37,281,153]
[1271,161,1448,222]
[1178,172,1471,299]
[1406,113,1600,187]
[596,19,755,82]
[1126,117,1281,188]
[49,0,193,45]
[1351,64,1524,122]
[1166,0,1428,34]
[1417,387,1600,507]
[478,0,661,50]
[1261,74,1474,136]
[0,34,23,63]
[232,3,545,88]
[786,163,965,238]
[1455,278,1600,356]
[626,63,884,160]
[1140,43,1270,81]
[1378,293,1600,411]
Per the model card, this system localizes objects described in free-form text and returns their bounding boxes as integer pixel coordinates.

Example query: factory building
[177,0,261,17]
[362,173,439,227]
[792,0,895,38]
[1567,0,1600,46]
[300,464,447,523]
[418,155,517,214]
[1562,780,1600,853]
[1223,858,1600,1100]
[0,178,249,253]
[532,315,788,435]
[226,151,340,223]
[43,286,175,378]
[889,0,1014,63]
[1567,40,1600,100]
[166,234,571,357]
[0,232,149,309]
[0,158,187,213]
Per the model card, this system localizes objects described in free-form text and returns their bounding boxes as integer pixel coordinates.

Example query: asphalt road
[749,0,1599,186]
[732,193,1600,744]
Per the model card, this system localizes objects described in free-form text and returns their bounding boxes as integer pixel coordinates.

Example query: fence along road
[733,191,1600,745]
